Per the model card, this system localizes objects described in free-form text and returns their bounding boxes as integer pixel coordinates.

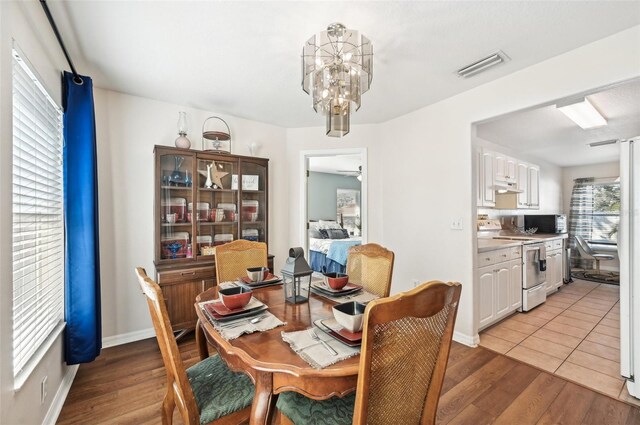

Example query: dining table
[194,284,361,425]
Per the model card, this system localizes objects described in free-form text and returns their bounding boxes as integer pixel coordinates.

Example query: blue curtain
[63,71,101,364]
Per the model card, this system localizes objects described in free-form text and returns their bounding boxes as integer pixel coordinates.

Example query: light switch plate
[450,218,463,230]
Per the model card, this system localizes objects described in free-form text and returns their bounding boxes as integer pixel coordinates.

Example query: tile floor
[479,279,640,407]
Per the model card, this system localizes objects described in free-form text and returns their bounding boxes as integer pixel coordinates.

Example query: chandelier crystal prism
[302,23,373,137]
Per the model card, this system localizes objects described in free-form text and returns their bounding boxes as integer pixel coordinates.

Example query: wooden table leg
[195,319,209,361]
[250,371,277,425]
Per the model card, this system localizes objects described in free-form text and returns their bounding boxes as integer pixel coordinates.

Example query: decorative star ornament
[210,161,228,189]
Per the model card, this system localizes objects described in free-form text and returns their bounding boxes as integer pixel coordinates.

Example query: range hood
[492,182,523,194]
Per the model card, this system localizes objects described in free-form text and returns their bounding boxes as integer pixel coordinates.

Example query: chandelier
[302,23,373,137]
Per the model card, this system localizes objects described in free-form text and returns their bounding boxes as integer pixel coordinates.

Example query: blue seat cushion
[276,391,355,425]
[186,355,254,424]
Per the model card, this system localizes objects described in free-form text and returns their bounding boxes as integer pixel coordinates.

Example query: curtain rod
[39,0,82,84]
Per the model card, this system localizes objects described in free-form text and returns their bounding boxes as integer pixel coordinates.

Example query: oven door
[524,245,546,289]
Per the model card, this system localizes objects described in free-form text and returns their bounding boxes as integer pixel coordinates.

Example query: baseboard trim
[102,328,155,348]
[453,331,479,348]
[42,364,78,425]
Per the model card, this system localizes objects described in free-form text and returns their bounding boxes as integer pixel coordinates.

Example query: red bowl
[219,287,253,310]
[323,273,349,290]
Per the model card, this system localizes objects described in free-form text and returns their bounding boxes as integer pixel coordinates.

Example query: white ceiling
[50,1,640,128]
[309,154,361,175]
[476,79,640,167]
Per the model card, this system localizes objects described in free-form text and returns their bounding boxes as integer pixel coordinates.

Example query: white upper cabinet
[476,147,539,210]
[482,150,496,207]
[496,154,517,183]
[517,162,529,208]
[528,165,540,209]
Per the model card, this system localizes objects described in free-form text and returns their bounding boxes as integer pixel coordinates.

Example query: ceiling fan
[336,165,362,181]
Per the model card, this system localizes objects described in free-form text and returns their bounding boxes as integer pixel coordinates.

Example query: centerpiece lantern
[281,247,313,304]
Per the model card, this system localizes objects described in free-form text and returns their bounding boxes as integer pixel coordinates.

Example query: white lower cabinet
[545,249,564,295]
[478,266,496,329]
[477,248,523,330]
[509,260,523,310]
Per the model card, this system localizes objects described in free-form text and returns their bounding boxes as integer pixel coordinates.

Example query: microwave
[524,214,567,234]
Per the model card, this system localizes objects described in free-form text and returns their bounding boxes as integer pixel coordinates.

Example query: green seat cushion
[186,355,254,424]
[276,391,355,425]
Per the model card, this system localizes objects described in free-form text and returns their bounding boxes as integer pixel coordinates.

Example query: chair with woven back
[276,280,462,425]
[134,267,254,425]
[214,240,268,284]
[346,243,395,297]
[195,240,269,360]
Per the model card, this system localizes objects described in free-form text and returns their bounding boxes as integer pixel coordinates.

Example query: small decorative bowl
[247,267,269,282]
[219,287,253,310]
[332,301,366,333]
[323,272,349,290]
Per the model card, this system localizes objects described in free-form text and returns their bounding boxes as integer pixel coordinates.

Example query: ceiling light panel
[557,98,607,129]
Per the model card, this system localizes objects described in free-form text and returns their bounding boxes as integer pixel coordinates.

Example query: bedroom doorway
[300,148,367,274]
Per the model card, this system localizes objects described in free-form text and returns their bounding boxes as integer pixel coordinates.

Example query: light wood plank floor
[56,332,639,424]
[480,279,640,406]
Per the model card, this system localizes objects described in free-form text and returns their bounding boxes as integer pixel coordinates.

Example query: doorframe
[299,148,368,257]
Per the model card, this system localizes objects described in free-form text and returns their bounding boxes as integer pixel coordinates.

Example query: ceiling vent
[589,139,618,147]
[457,51,509,78]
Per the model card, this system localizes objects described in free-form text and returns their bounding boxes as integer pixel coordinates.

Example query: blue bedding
[327,240,361,266]
[309,251,344,274]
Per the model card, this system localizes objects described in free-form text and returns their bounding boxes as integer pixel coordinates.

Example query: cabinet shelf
[161,185,192,191]
[197,221,239,226]
[198,188,237,193]
[161,223,191,227]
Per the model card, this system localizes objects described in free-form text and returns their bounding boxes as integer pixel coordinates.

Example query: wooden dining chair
[346,243,395,297]
[135,267,254,425]
[275,280,462,425]
[196,240,269,360]
[214,240,268,283]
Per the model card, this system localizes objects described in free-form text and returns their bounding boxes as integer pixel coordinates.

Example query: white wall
[475,136,564,217]
[284,26,640,346]
[379,26,639,344]
[0,2,76,424]
[562,161,620,215]
[94,89,288,342]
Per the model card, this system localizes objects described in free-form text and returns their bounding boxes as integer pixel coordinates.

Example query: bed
[308,220,361,274]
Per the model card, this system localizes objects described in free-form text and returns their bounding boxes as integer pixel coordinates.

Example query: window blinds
[12,49,64,379]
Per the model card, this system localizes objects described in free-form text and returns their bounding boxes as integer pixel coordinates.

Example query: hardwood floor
[57,334,640,424]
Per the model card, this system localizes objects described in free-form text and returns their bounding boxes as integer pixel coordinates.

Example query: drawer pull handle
[502,254,507,257]
[181,271,196,276]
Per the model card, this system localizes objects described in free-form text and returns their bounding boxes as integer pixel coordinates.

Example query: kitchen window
[591,182,620,242]
[12,47,65,388]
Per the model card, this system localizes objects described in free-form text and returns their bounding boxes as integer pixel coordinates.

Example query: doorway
[300,148,367,273]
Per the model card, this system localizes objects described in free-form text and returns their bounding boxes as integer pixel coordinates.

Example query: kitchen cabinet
[482,150,496,207]
[495,154,517,183]
[477,246,523,330]
[496,161,540,210]
[510,260,523,310]
[544,240,564,294]
[478,266,495,329]
[528,165,540,208]
[517,162,529,208]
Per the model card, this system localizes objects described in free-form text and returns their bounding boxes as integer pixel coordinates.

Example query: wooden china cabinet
[153,146,272,337]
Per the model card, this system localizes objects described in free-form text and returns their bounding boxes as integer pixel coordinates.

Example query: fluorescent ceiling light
[556,98,607,129]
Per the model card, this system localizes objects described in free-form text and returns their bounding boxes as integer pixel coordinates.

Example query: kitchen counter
[477,239,523,252]
[477,233,568,252]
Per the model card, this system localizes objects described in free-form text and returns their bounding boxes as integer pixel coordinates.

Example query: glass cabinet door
[158,152,195,261]
[240,160,268,244]
[195,156,239,258]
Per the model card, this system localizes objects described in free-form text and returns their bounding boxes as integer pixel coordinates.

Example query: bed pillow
[308,228,324,239]
[318,220,342,230]
[322,228,349,239]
